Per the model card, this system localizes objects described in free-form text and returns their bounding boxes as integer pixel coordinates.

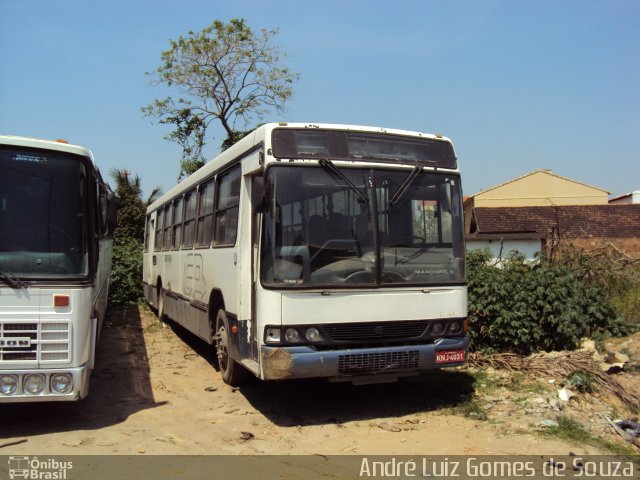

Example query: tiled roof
[472,205,640,239]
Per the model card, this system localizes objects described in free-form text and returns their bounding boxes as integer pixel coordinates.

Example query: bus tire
[157,288,167,322]
[214,309,246,386]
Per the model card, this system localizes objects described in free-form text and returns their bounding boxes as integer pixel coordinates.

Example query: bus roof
[0,135,95,163]
[268,122,453,143]
[147,122,456,213]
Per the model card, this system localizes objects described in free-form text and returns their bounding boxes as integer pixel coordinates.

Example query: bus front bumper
[260,337,468,381]
[0,366,90,403]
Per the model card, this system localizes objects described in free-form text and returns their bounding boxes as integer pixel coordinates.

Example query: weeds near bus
[466,249,636,355]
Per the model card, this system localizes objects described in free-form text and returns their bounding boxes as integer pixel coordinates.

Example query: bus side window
[214,167,241,246]
[172,196,184,248]
[196,180,215,247]
[182,190,197,248]
[155,208,164,250]
[144,215,152,251]
[163,204,173,249]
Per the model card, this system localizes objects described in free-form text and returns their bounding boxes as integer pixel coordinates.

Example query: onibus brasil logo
[7,457,72,480]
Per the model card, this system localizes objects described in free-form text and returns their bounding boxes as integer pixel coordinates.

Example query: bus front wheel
[214,310,246,386]
[157,289,167,322]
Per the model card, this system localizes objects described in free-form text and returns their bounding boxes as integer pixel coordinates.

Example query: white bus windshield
[0,147,89,278]
[261,165,465,287]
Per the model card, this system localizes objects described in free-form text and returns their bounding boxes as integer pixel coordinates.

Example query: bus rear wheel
[214,310,246,386]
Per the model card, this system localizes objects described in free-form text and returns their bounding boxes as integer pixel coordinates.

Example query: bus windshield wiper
[388,166,422,206]
[318,158,369,204]
[0,270,28,289]
[397,246,432,264]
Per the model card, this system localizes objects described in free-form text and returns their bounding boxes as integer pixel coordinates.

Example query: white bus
[0,136,114,402]
[143,123,467,385]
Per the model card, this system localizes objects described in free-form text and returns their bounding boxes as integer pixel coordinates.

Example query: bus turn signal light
[53,295,70,307]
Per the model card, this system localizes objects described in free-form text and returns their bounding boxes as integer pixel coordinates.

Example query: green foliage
[179,155,206,179]
[467,249,633,354]
[108,169,161,305]
[221,128,256,152]
[109,238,144,305]
[166,108,207,179]
[569,370,595,393]
[142,18,300,179]
[110,169,160,242]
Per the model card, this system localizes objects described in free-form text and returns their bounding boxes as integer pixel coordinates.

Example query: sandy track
[0,306,608,456]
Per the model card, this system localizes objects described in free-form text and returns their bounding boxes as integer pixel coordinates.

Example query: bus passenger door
[144,215,155,286]
[237,152,262,364]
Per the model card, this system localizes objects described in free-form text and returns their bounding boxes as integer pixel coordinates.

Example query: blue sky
[1,0,638,198]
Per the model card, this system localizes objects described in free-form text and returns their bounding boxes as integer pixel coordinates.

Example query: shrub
[107,169,159,307]
[108,238,144,305]
[467,249,633,354]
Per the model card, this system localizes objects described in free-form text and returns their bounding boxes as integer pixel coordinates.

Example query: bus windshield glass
[0,146,89,278]
[261,165,464,288]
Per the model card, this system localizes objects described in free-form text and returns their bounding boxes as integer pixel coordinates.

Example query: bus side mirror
[106,192,118,233]
[441,183,452,213]
[99,196,108,230]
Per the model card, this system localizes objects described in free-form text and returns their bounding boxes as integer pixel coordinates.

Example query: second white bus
[143,122,467,385]
[0,136,114,401]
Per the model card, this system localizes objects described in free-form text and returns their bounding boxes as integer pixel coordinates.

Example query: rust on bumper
[261,347,294,380]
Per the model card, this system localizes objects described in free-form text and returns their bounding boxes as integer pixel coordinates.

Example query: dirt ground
[1,306,638,456]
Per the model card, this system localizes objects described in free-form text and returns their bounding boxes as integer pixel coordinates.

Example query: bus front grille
[324,320,429,342]
[0,320,71,363]
[338,350,420,374]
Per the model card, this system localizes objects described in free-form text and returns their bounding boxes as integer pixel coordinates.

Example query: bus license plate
[435,350,465,364]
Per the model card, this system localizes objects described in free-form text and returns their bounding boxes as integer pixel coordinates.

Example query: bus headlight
[51,373,73,394]
[305,327,321,342]
[449,321,462,334]
[284,328,300,343]
[431,322,444,335]
[24,374,46,395]
[0,375,18,395]
[265,327,281,344]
